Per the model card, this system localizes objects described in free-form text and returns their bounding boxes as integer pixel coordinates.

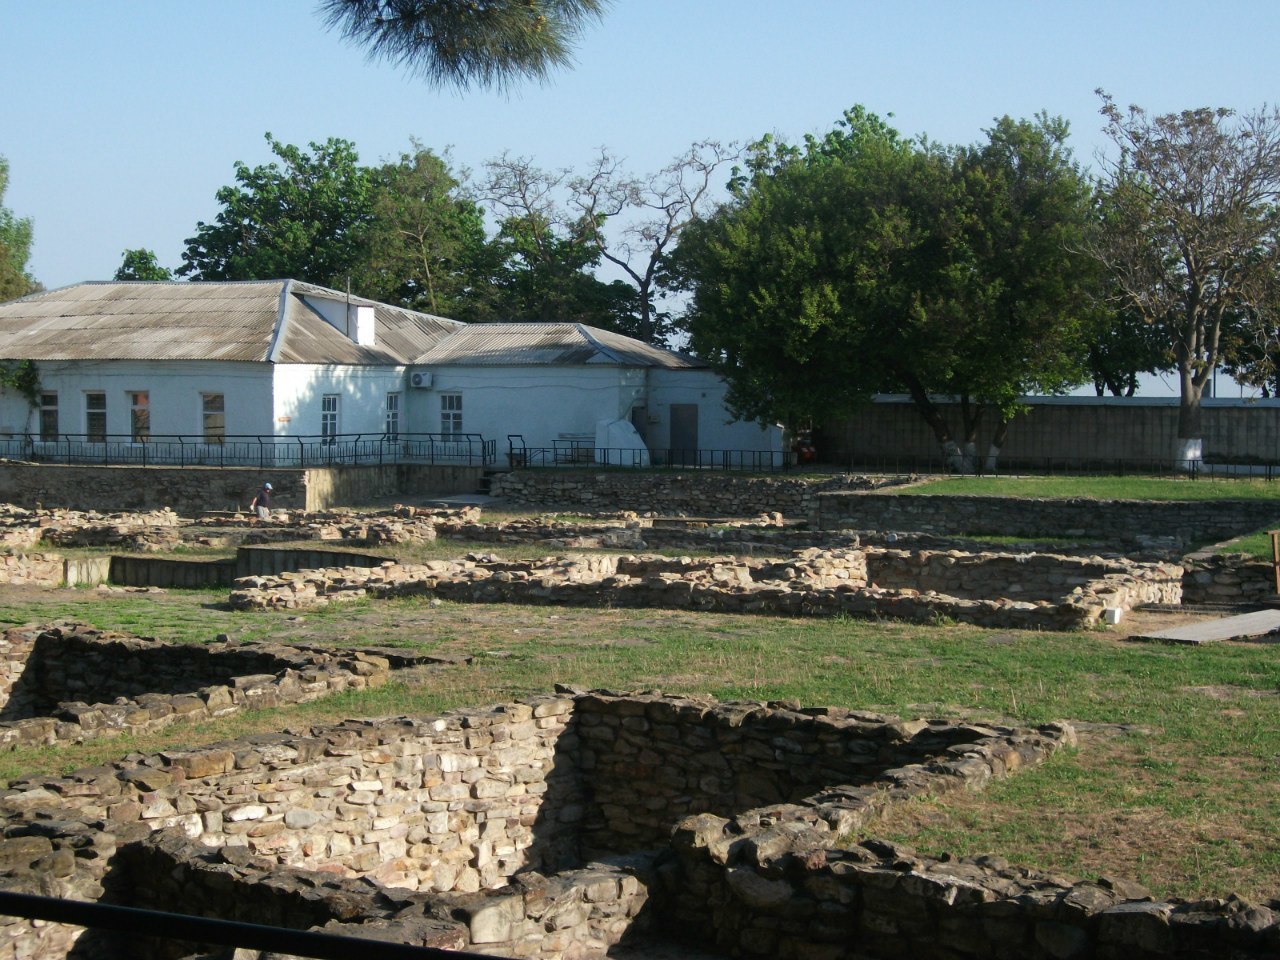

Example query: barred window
[85,392,106,443]
[322,394,339,440]
[385,392,400,439]
[129,392,150,442]
[440,393,462,435]
[202,393,225,444]
[38,393,57,442]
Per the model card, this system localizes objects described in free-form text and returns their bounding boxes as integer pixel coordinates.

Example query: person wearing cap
[250,482,273,522]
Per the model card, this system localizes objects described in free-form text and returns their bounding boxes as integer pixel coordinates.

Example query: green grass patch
[1215,530,1280,560]
[901,476,1280,501]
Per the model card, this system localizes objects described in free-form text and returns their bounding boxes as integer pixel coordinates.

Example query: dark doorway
[669,404,698,466]
[630,405,649,446]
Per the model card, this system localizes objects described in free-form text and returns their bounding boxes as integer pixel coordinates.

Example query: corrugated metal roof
[0,281,463,365]
[0,281,281,362]
[414,323,706,369]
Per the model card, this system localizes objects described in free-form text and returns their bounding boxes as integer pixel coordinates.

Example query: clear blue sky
[5,0,1278,294]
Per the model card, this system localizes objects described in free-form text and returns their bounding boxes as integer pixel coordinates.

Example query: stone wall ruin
[488,470,894,519]
[817,490,1280,553]
[0,690,1274,959]
[229,546,1184,631]
[0,624,461,752]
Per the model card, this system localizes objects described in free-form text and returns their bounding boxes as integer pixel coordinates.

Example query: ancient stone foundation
[1181,552,1278,605]
[0,625,462,751]
[817,491,1280,553]
[230,547,1184,631]
[0,691,1274,959]
[488,471,894,519]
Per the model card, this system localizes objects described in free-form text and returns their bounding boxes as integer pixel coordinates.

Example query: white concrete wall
[0,360,274,437]
[405,364,784,466]
[405,365,634,451]
[0,360,783,468]
[648,369,785,463]
[300,294,375,346]
[272,364,407,437]
[0,361,409,441]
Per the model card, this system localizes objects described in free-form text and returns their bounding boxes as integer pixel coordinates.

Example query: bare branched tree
[570,141,738,344]
[319,0,607,91]
[482,143,737,343]
[1090,91,1280,465]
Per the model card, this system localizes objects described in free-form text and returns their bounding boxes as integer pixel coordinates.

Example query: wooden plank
[1135,609,1280,644]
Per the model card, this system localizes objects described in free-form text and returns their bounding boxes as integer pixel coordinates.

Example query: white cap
[264,483,273,490]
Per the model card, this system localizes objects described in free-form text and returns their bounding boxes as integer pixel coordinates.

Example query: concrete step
[1134,608,1280,644]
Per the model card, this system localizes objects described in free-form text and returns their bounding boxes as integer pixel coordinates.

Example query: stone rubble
[228,546,1183,631]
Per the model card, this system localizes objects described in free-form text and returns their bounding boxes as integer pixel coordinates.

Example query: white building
[0,281,784,468]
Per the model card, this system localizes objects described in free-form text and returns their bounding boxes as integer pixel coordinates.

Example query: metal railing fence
[0,433,497,468]
[506,436,795,472]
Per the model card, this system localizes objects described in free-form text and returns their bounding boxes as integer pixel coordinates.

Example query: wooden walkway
[1135,608,1280,644]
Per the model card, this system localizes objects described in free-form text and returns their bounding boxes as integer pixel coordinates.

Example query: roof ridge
[80,279,286,286]
[574,323,629,364]
[266,280,292,363]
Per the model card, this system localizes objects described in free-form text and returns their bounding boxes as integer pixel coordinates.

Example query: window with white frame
[129,392,150,442]
[85,392,106,443]
[440,393,462,435]
[322,394,339,441]
[38,393,57,442]
[385,392,400,439]
[202,393,225,444]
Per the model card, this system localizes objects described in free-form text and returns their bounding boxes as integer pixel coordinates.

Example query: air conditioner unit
[409,371,433,389]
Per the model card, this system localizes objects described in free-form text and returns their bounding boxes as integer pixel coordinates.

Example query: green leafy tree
[1084,302,1170,396]
[357,144,494,320]
[677,108,1096,469]
[1089,92,1280,466]
[1219,301,1280,396]
[179,134,375,287]
[932,114,1096,466]
[113,248,172,281]
[319,0,607,91]
[676,109,941,428]
[0,156,38,302]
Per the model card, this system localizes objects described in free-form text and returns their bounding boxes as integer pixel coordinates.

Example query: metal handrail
[0,891,505,960]
[508,445,796,472]
[0,432,497,468]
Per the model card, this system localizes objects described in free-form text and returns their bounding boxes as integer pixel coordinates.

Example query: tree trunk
[959,396,983,473]
[985,418,1010,473]
[900,374,968,472]
[636,281,654,345]
[1176,364,1205,470]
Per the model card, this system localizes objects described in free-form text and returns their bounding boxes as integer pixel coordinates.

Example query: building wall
[2,359,782,462]
[822,395,1280,465]
[0,360,413,442]
[647,368,783,455]
[406,365,784,464]
[0,360,274,438]
[406,365,634,451]
[272,363,407,437]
